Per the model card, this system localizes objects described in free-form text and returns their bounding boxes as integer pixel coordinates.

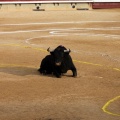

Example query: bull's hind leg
[38,68,46,74]
[38,57,48,75]
[38,67,53,75]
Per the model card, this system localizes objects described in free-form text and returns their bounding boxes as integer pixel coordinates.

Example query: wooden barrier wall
[0,3,91,11]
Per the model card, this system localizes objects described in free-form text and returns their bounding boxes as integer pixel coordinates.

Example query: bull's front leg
[71,67,77,77]
[54,66,62,78]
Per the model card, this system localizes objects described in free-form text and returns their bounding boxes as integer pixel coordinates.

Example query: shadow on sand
[0,66,74,78]
[0,66,40,76]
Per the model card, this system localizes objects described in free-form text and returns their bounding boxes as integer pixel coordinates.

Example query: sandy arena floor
[0,9,120,120]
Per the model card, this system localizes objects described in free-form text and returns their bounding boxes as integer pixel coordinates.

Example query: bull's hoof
[56,75,62,78]
[73,75,77,78]
[73,74,77,78]
[57,76,62,78]
[73,72,77,78]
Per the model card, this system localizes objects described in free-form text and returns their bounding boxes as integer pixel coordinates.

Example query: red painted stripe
[92,2,120,9]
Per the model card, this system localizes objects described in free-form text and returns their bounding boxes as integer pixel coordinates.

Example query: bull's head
[47,46,71,66]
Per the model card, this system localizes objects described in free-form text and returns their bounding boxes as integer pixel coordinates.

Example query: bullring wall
[0,3,91,11]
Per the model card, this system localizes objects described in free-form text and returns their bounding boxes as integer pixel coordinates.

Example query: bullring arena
[0,6,120,120]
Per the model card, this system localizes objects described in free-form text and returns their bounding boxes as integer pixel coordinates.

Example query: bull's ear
[64,49,71,53]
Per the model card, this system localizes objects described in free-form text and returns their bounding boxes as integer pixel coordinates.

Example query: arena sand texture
[0,8,120,120]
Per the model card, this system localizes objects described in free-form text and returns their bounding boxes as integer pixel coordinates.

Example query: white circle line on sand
[0,21,120,26]
[0,22,120,62]
[0,27,120,34]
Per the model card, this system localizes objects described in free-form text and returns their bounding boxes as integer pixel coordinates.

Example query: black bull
[38,45,77,78]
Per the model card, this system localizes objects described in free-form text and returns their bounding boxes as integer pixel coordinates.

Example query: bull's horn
[47,47,54,52]
[64,49,71,52]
